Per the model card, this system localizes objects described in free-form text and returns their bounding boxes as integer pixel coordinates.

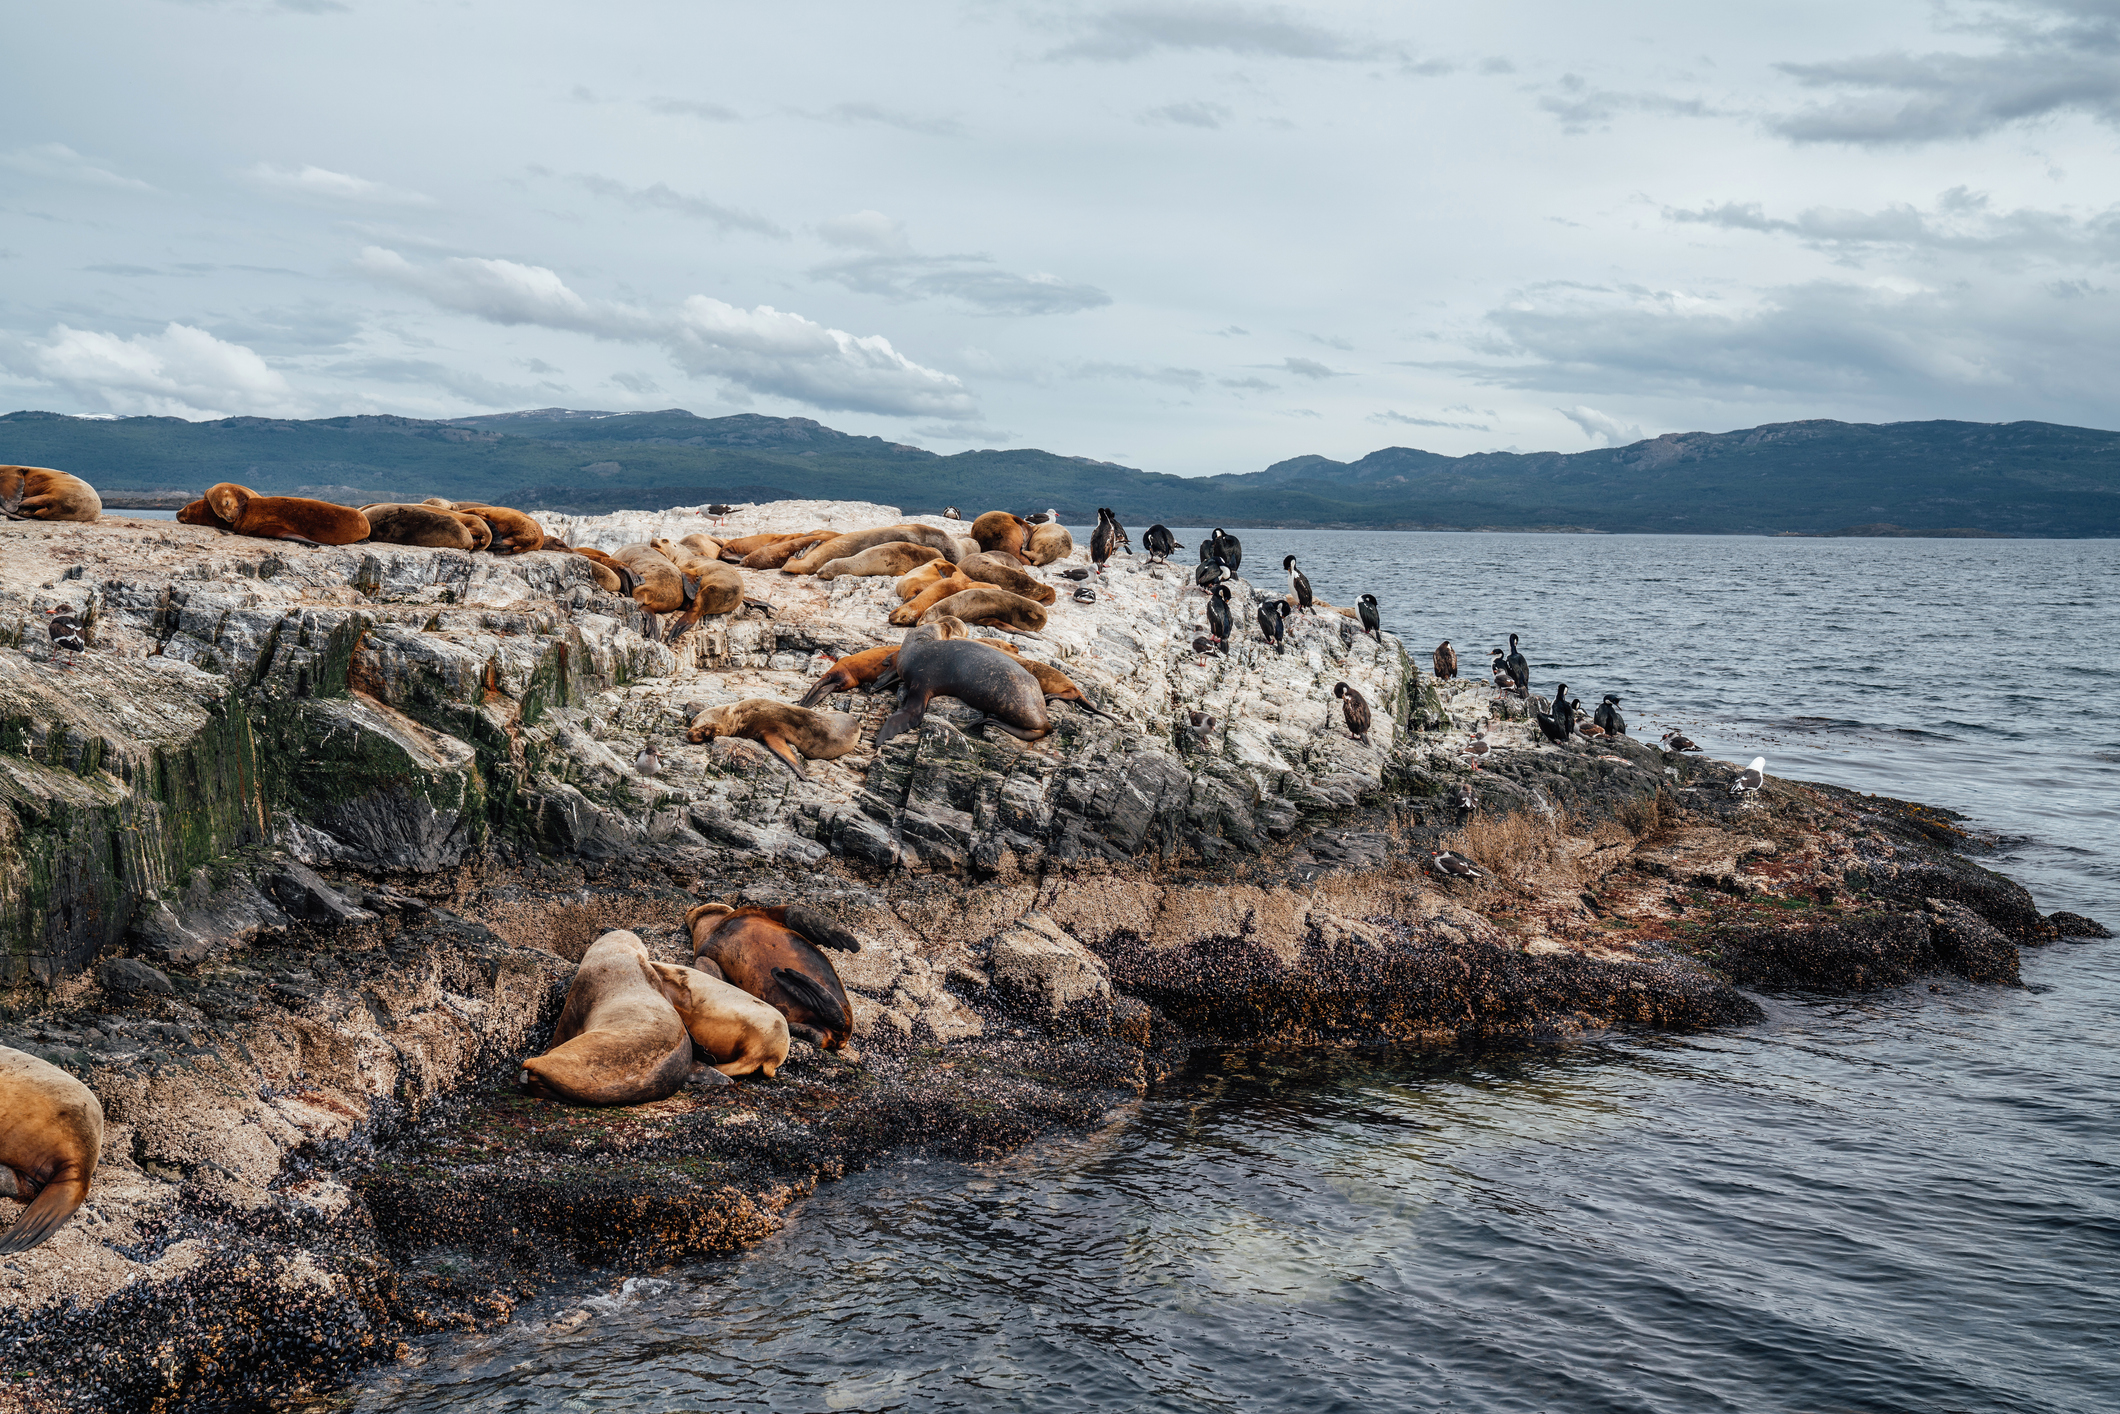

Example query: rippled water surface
[342,534,2120,1414]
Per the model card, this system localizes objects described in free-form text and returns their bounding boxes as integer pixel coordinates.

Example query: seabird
[1143,524,1177,562]
[1209,527,1242,573]
[1257,598,1288,653]
[1432,640,1457,680]
[1357,594,1381,642]
[1206,584,1234,645]
[707,503,735,527]
[45,608,85,670]
[1733,756,1766,797]
[1431,851,1486,879]
[1534,683,1573,744]
[634,743,663,776]
[943,506,962,520]
[1489,649,1517,691]
[1594,694,1626,737]
[1334,681,1371,744]
[1661,730,1703,753]
[1190,636,1219,655]
[1461,732,1492,765]
[1505,634,1530,693]
[1027,509,1056,525]
[1072,586,1098,604]
[1194,558,1229,594]
[1091,508,1128,574]
[1060,567,1091,581]
[1283,555,1316,617]
[1454,784,1477,822]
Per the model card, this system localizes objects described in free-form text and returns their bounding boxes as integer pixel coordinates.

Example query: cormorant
[1143,524,1177,562]
[1357,594,1381,641]
[1209,527,1242,572]
[1206,584,1234,644]
[1257,598,1288,652]
[1334,681,1371,743]
[1432,640,1457,679]
[1283,555,1316,616]
[1505,633,1530,693]
[943,506,962,520]
[1489,649,1517,691]
[1091,509,1119,574]
[1594,694,1626,736]
[1534,683,1573,744]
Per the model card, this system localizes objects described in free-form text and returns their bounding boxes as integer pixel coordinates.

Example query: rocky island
[0,500,2101,1413]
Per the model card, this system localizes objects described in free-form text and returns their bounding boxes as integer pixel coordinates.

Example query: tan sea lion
[889,571,975,627]
[1025,522,1073,567]
[972,641,1113,719]
[176,497,228,529]
[918,586,1048,634]
[956,551,1056,604]
[0,1046,104,1253]
[205,481,262,522]
[875,624,1050,745]
[211,485,370,546]
[895,560,957,599]
[727,531,823,568]
[571,546,639,596]
[783,523,960,576]
[447,510,493,551]
[449,502,545,554]
[360,503,476,550]
[517,930,692,1106]
[683,903,859,1050]
[614,543,686,612]
[969,511,1032,558]
[0,467,101,523]
[648,962,790,1078]
[817,542,944,579]
[797,644,900,708]
[570,551,626,594]
[685,699,861,779]
[678,532,732,564]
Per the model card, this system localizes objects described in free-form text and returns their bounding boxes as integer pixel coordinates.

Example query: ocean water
[330,533,2119,1414]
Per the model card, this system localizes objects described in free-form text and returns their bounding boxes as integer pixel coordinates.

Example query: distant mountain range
[6,406,2118,536]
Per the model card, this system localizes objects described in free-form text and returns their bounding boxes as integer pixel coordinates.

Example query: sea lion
[517,930,692,1106]
[972,640,1113,719]
[360,503,476,550]
[647,962,790,1078]
[876,625,1050,746]
[1025,522,1073,567]
[448,510,493,551]
[969,510,1032,558]
[0,1046,104,1254]
[955,551,1057,604]
[211,485,370,546]
[0,467,102,523]
[683,903,859,1051]
[895,560,958,599]
[917,586,1048,634]
[449,502,545,554]
[614,542,686,612]
[678,532,726,562]
[571,546,639,597]
[889,571,976,627]
[176,497,228,529]
[733,532,829,569]
[685,699,862,778]
[570,552,626,594]
[781,525,937,576]
[797,645,900,708]
[816,542,945,580]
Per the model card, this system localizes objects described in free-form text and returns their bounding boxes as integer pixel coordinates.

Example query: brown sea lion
[647,962,790,1078]
[969,511,1032,558]
[614,543,686,612]
[895,560,958,599]
[728,531,825,568]
[448,510,493,551]
[360,503,476,550]
[816,542,945,579]
[212,485,370,546]
[449,502,545,554]
[875,624,1050,746]
[571,546,639,596]
[679,532,725,562]
[889,571,976,627]
[1024,522,1073,566]
[0,1046,104,1254]
[783,523,961,576]
[973,641,1113,719]
[797,645,902,708]
[176,497,228,529]
[570,552,625,594]
[918,586,1048,634]
[517,930,692,1106]
[956,551,1056,604]
[0,467,102,523]
[685,699,862,778]
[683,903,859,1050]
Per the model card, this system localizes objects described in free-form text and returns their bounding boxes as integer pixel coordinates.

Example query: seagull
[943,506,962,520]
[1072,586,1098,604]
[1461,732,1492,766]
[1733,756,1766,797]
[1432,851,1486,879]
[635,743,663,776]
[1661,731,1703,753]
[707,503,735,527]
[1026,508,1056,525]
[1059,567,1091,581]
[46,608,86,670]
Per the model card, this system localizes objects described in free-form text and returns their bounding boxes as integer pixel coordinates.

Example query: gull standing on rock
[1432,851,1487,879]
[635,742,663,776]
[1733,756,1766,798]
[45,608,86,671]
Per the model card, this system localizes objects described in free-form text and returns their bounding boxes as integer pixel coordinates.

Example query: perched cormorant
[1191,636,1219,655]
[1257,598,1288,652]
[1091,509,1119,574]
[1206,584,1234,644]
[1209,527,1242,572]
[1505,633,1530,693]
[1283,555,1316,616]
[1733,757,1766,797]
[1334,681,1371,743]
[1534,683,1573,744]
[1489,649,1517,692]
[1432,640,1457,680]
[1454,783,1477,823]
[1594,694,1626,736]
[1432,851,1487,879]
[1661,730,1702,753]
[1143,523,1177,562]
[1194,558,1230,593]
[1357,594,1381,641]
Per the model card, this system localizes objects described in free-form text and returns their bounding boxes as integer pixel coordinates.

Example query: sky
[4,0,2119,475]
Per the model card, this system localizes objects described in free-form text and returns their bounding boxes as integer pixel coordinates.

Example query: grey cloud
[1370,409,1489,430]
[1303,332,1353,350]
[1219,376,1275,389]
[1276,356,1342,378]
[909,420,1012,443]
[84,264,172,277]
[809,214,1110,315]
[1139,101,1232,127]
[569,174,788,239]
[1539,75,1721,132]
[610,371,660,394]
[1664,189,2120,266]
[808,102,963,137]
[1049,4,1390,62]
[334,357,553,408]
[0,143,155,192]
[1073,361,1206,390]
[644,96,742,122]
[1209,324,1249,336]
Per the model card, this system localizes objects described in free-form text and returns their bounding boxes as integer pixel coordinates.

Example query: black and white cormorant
[943,506,962,520]
[1594,694,1625,737]
[1356,594,1381,641]
[1535,682,1574,743]
[1334,681,1371,744]
[1257,598,1288,652]
[1283,555,1316,616]
[1489,649,1516,691]
[1091,509,1120,574]
[1143,524,1177,562]
[1209,527,1242,573]
[1206,584,1234,644]
[1505,633,1530,693]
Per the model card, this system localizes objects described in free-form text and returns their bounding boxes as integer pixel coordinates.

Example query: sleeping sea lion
[956,551,1056,604]
[0,467,101,523]
[683,903,859,1050]
[517,930,692,1106]
[211,485,370,546]
[783,524,960,576]
[571,546,639,597]
[648,962,790,1079]
[448,502,545,554]
[685,699,861,778]
[969,510,1032,558]
[889,571,976,627]
[895,560,958,599]
[176,497,228,529]
[653,537,752,637]
[973,640,1113,719]
[1025,522,1073,567]
[875,625,1050,746]
[816,542,945,579]
[678,532,725,562]
[797,644,900,708]
[447,510,493,551]
[0,1046,104,1254]
[614,543,686,612]
[360,503,476,550]
[917,586,1049,634]
[737,532,832,569]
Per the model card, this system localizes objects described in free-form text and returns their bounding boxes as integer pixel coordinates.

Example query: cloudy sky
[5,1,2118,473]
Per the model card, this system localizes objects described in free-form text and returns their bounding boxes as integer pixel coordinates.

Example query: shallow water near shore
[332,532,2119,1414]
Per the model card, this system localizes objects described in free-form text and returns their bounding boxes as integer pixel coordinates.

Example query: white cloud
[18,322,304,418]
[1557,405,1644,446]
[354,246,975,417]
[1139,101,1233,128]
[0,143,154,191]
[247,162,435,206]
[1049,4,1391,62]
[808,213,1111,315]
[569,174,787,238]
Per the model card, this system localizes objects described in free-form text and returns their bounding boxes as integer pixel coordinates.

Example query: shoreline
[0,502,2104,1411]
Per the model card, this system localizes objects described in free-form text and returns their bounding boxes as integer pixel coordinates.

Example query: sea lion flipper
[760,734,807,780]
[984,720,1050,742]
[874,701,925,747]
[782,905,861,953]
[0,1176,88,1255]
[772,968,849,1033]
[690,954,725,981]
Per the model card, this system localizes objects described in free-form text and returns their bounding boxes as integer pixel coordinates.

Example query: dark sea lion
[0,1046,104,1254]
[360,502,476,550]
[1025,522,1073,567]
[0,467,102,523]
[876,625,1050,745]
[889,570,976,626]
[917,586,1049,634]
[817,542,945,579]
[684,903,859,1050]
[969,510,1032,558]
[614,542,686,612]
[782,525,937,575]
[798,645,900,708]
[213,485,370,546]
[956,551,1056,604]
[973,640,1113,719]
[517,930,691,1106]
[449,502,545,554]
[895,560,957,599]
[685,699,862,778]
[176,497,229,529]
[647,961,790,1078]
